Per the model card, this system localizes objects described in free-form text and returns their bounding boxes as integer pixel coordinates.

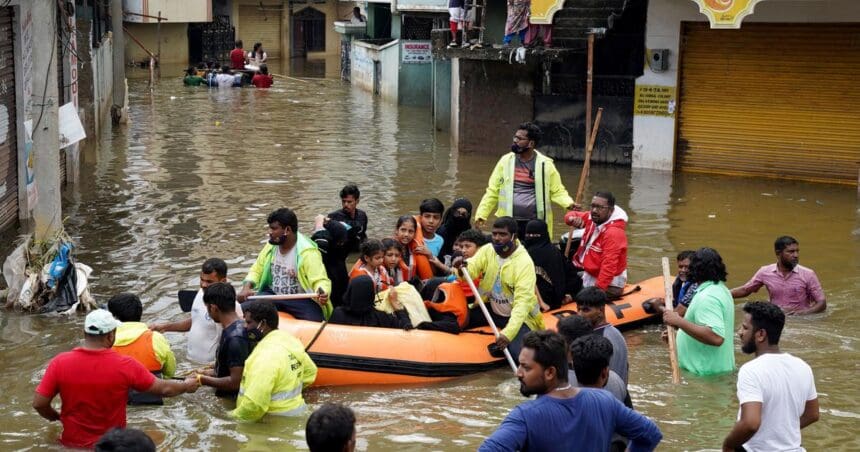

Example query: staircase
[552,0,630,49]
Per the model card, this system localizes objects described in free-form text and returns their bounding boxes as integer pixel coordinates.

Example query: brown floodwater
[1,62,858,450]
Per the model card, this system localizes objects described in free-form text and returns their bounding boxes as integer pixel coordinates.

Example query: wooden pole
[462,268,518,374]
[248,293,319,301]
[662,257,682,384]
[156,11,162,79]
[585,33,594,152]
[564,107,604,258]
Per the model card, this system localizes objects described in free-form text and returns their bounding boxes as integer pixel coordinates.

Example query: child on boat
[394,215,421,283]
[416,229,489,334]
[329,276,412,329]
[381,238,407,286]
[349,239,392,292]
[412,199,449,276]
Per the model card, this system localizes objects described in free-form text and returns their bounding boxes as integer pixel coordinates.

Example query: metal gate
[677,23,860,184]
[0,7,19,231]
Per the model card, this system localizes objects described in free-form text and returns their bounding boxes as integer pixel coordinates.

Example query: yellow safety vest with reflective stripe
[475,150,574,239]
[230,330,318,421]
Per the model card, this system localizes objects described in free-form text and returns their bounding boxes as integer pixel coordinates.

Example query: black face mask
[511,143,529,154]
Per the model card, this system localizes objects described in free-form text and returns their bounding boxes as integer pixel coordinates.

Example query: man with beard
[723,302,818,451]
[453,217,545,361]
[479,331,661,452]
[731,236,826,315]
[564,191,629,298]
[475,122,575,239]
[237,208,332,321]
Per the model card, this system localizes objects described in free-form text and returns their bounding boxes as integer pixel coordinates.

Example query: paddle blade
[178,290,197,313]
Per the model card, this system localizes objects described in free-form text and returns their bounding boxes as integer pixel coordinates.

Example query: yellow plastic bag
[375,283,432,327]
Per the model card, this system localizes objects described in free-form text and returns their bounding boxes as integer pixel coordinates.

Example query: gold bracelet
[196,373,203,385]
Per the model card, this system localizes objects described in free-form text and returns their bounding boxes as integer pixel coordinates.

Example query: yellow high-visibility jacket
[461,242,545,341]
[475,150,574,238]
[243,232,333,319]
[230,330,318,421]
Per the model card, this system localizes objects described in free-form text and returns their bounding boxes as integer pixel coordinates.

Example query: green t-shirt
[184,75,204,86]
[676,280,735,376]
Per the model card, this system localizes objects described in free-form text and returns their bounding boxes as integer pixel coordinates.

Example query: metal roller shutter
[677,23,860,184]
[238,4,283,59]
[0,7,19,231]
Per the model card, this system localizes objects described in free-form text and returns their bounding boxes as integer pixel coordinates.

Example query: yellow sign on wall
[530,0,564,25]
[690,0,766,29]
[634,85,676,117]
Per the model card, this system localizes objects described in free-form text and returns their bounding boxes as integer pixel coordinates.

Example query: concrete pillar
[111,0,128,124]
[31,0,62,241]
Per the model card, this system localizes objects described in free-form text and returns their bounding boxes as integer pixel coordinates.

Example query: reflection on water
[0,64,858,450]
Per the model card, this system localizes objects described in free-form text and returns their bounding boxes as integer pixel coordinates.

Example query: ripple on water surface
[0,66,858,450]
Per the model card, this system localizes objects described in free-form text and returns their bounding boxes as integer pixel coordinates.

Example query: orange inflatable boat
[279,275,665,387]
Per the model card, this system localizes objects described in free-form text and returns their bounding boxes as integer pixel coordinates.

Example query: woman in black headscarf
[523,219,567,310]
[329,276,412,329]
[437,198,473,258]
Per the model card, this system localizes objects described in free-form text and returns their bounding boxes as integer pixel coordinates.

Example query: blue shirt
[479,388,662,452]
[423,233,444,257]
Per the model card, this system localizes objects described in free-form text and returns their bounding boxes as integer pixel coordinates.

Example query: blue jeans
[503,29,527,45]
[243,289,324,322]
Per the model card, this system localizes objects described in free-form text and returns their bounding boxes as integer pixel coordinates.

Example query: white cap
[84,309,121,335]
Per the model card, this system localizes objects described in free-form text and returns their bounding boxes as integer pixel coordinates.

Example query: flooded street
[1,63,859,450]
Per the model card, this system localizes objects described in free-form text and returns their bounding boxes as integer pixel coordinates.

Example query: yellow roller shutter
[239,4,282,59]
[677,23,860,184]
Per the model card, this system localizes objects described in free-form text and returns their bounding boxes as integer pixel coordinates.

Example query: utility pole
[111,0,128,124]
[31,0,62,241]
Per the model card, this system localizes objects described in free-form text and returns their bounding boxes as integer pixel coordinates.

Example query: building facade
[0,1,116,234]
[634,0,860,184]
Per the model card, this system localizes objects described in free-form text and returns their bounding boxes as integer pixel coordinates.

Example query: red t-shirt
[35,348,156,448]
[251,74,273,88]
[230,48,246,69]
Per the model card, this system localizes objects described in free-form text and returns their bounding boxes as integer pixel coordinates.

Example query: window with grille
[402,15,434,40]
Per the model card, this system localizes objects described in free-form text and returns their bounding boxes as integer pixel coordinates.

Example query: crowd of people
[183,40,273,89]
[31,122,825,449]
[447,0,555,48]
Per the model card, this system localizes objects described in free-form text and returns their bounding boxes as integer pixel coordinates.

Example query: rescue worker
[231,301,318,421]
[453,216,546,362]
[237,208,332,321]
[474,122,575,238]
[107,293,176,405]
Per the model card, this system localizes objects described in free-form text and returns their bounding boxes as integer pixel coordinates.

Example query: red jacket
[564,206,628,290]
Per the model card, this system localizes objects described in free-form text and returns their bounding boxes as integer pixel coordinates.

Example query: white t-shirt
[737,353,817,452]
[487,256,513,317]
[271,247,304,295]
[215,73,235,88]
[187,289,243,364]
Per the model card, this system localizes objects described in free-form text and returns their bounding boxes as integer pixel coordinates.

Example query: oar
[248,293,319,301]
[271,73,310,84]
[661,257,682,384]
[565,107,604,259]
[461,267,518,374]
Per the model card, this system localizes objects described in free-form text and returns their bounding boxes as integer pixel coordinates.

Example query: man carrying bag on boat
[453,217,545,362]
